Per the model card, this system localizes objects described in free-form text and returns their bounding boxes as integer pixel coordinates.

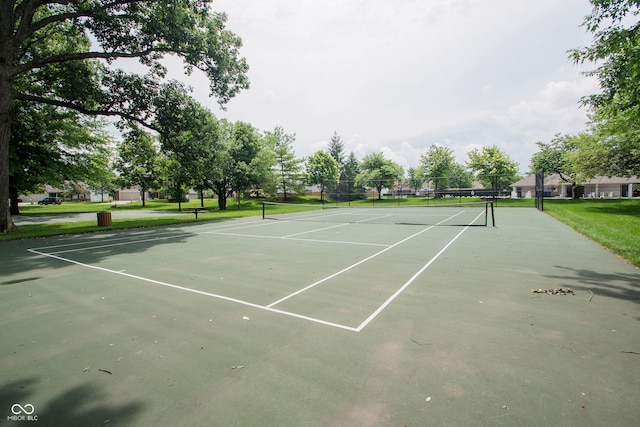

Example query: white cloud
[167,0,601,175]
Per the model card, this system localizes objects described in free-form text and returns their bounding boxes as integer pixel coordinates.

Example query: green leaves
[356,152,404,199]
[567,0,640,177]
[306,150,339,200]
[419,145,456,192]
[467,145,519,191]
[113,127,160,206]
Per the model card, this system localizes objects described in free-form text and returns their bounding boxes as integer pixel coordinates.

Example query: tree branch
[14,1,154,50]
[15,92,159,132]
[13,47,175,76]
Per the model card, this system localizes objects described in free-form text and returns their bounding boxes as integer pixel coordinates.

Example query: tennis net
[262,201,495,227]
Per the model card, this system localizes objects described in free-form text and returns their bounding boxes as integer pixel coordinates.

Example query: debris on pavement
[531,288,575,295]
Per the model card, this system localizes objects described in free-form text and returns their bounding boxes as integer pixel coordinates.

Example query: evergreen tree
[266,126,304,200]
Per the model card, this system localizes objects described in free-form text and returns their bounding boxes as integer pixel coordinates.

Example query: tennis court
[1,205,639,426]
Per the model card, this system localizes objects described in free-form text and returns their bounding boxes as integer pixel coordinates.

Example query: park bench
[185,207,208,219]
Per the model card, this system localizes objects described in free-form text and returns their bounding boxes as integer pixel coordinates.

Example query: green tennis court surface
[1,207,638,425]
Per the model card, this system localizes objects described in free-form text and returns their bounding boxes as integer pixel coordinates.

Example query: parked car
[38,197,62,205]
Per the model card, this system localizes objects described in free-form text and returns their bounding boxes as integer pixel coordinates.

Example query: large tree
[530,133,582,198]
[339,151,364,201]
[9,101,112,214]
[1,1,249,232]
[419,145,456,195]
[306,150,339,202]
[569,0,640,176]
[356,152,404,200]
[327,131,346,171]
[406,167,425,196]
[467,145,519,194]
[266,126,303,200]
[113,127,160,207]
[568,127,639,178]
[326,131,346,197]
[212,120,267,210]
[448,163,474,190]
[154,83,222,210]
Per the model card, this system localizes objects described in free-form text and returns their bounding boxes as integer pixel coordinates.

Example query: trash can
[97,210,112,227]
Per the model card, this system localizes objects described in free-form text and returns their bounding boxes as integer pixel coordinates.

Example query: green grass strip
[544,199,640,267]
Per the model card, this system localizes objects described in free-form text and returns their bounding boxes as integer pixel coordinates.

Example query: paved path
[12,210,189,225]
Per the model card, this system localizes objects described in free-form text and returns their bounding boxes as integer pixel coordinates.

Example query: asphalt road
[12,210,188,225]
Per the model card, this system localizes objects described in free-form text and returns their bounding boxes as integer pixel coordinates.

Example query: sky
[169,0,601,174]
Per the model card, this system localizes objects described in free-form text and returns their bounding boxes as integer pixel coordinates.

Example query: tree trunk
[0,71,15,232]
[9,185,19,216]
[217,190,227,210]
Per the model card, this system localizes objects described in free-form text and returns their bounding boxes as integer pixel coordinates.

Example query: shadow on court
[0,226,197,283]
[0,377,144,425]
[546,266,640,311]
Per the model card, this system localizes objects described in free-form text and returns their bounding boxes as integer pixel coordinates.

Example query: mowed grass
[544,199,640,267]
[15,198,253,214]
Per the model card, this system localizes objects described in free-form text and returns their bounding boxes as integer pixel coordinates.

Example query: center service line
[354,211,484,332]
[266,210,467,309]
[266,225,436,308]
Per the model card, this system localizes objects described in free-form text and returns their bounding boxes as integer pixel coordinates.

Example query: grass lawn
[15,198,257,214]
[544,199,640,268]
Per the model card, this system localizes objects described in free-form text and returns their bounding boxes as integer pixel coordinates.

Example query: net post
[262,202,265,219]
[484,202,488,226]
[490,201,495,227]
[535,169,544,211]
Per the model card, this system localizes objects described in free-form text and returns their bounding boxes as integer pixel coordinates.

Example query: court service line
[269,207,374,222]
[205,231,389,247]
[354,211,484,332]
[266,210,468,309]
[283,222,350,238]
[26,248,359,333]
[266,225,437,308]
[355,214,394,223]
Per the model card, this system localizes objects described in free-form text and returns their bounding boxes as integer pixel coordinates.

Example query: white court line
[33,218,281,255]
[266,210,467,308]
[26,248,358,332]
[283,222,349,238]
[29,217,265,252]
[30,229,187,251]
[354,210,484,331]
[355,214,394,223]
[42,233,192,255]
[266,225,437,308]
[269,207,372,222]
[205,231,389,247]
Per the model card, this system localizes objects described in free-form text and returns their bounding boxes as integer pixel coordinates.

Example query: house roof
[511,174,640,187]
